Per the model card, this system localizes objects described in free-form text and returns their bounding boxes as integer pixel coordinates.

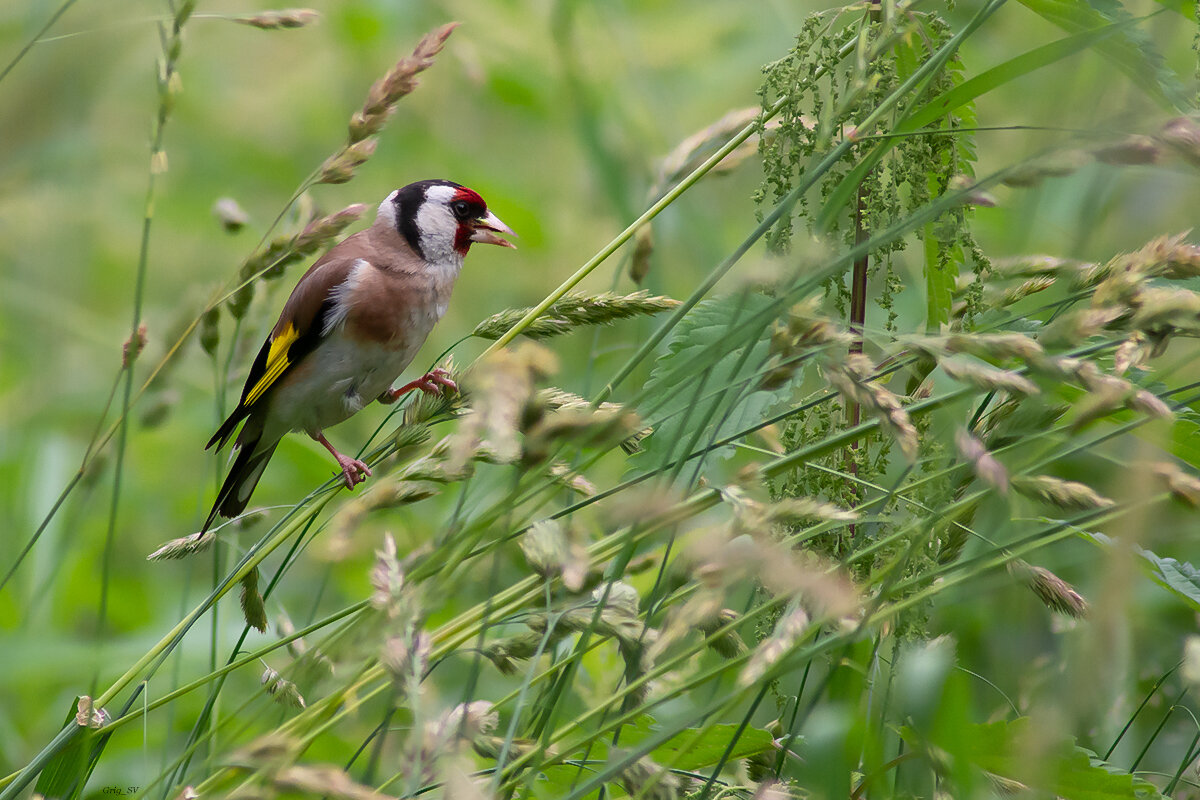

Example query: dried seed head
[614,752,682,800]
[273,765,382,800]
[523,405,643,465]
[1150,462,1200,507]
[1012,475,1113,511]
[955,429,1009,495]
[199,306,221,356]
[370,533,406,617]
[945,333,1043,362]
[1095,135,1160,165]
[240,568,267,632]
[741,605,809,686]
[1159,117,1200,165]
[481,632,544,674]
[1001,150,1089,187]
[548,461,597,497]
[472,291,680,341]
[991,254,1079,279]
[1113,332,1150,376]
[260,667,306,709]
[449,342,557,471]
[75,696,108,729]
[1129,286,1200,332]
[122,323,148,368]
[762,497,858,524]
[1039,306,1124,348]
[521,520,567,579]
[295,203,367,253]
[349,22,459,142]
[233,9,319,29]
[948,173,997,207]
[594,581,642,618]
[941,356,1039,397]
[697,607,748,659]
[824,359,918,461]
[982,275,1055,308]
[1008,560,1088,618]
[146,531,215,561]
[630,223,654,284]
[381,630,430,683]
[212,196,249,232]
[317,138,379,185]
[1128,389,1173,420]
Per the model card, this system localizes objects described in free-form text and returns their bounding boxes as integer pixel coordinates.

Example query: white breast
[264,331,421,439]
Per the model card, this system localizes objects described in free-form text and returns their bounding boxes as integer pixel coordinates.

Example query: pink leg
[378,367,458,404]
[312,431,372,489]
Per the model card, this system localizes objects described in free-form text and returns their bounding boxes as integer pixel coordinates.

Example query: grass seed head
[945,333,1043,362]
[1150,462,1200,507]
[212,196,249,231]
[1095,135,1161,165]
[741,605,810,686]
[941,357,1039,397]
[1009,560,1088,618]
[615,753,682,800]
[955,429,1009,495]
[239,569,268,632]
[1012,475,1113,511]
[349,22,459,142]
[472,291,680,341]
[273,765,383,800]
[381,630,430,684]
[233,9,320,29]
[146,531,214,561]
[1159,117,1200,165]
[260,667,306,709]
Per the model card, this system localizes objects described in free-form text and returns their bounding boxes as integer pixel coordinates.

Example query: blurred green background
[2,0,1199,782]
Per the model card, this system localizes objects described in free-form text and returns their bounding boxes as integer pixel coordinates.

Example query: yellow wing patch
[245,323,299,405]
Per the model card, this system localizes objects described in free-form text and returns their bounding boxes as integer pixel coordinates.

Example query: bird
[202,179,514,533]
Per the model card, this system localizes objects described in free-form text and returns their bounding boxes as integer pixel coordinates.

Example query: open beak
[470,210,517,249]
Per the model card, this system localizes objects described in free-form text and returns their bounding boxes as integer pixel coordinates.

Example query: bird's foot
[379,368,458,403]
[313,431,372,489]
[334,454,372,489]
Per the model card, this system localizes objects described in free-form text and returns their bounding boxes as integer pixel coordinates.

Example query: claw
[380,368,458,403]
[312,431,372,489]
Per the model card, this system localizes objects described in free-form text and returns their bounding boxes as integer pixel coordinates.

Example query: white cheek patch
[415,184,463,264]
[322,259,369,336]
[376,191,399,230]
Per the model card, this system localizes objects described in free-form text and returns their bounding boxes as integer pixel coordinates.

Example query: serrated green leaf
[634,293,789,477]
[908,718,1164,799]
[1085,532,1200,610]
[1014,0,1187,110]
[925,223,957,331]
[649,723,775,771]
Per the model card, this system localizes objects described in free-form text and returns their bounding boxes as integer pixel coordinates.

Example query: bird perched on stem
[203,179,514,532]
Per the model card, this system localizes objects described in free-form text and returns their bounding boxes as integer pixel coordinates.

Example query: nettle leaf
[1014,0,1188,110]
[648,723,776,771]
[1086,532,1200,610]
[584,715,777,773]
[634,293,790,477]
[906,718,1163,799]
[969,719,1162,800]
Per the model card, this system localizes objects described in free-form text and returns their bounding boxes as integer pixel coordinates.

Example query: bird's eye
[451,200,471,220]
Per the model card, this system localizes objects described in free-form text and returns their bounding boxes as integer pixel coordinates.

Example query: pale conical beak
[470,211,517,248]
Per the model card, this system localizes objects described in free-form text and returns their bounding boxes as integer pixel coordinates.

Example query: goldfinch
[203,179,514,532]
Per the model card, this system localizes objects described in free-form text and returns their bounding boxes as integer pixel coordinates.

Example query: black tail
[207,405,250,451]
[202,435,279,533]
